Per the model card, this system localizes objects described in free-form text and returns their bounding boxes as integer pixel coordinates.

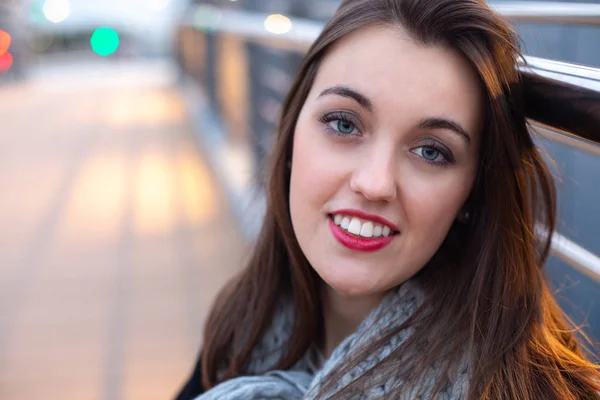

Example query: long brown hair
[201,0,600,398]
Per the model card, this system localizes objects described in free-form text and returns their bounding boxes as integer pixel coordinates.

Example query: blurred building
[3,0,189,75]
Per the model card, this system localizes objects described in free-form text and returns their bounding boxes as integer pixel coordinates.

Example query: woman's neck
[319,284,387,359]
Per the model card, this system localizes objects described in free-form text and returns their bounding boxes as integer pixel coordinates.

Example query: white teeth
[334,214,343,225]
[347,218,361,235]
[359,222,373,238]
[341,217,350,230]
[332,214,395,238]
[373,224,383,237]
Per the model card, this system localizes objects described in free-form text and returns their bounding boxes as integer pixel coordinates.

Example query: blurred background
[0,0,598,399]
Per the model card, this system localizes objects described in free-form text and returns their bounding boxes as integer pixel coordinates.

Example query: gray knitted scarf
[195,279,470,399]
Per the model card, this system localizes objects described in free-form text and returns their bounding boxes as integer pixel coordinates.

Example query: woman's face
[289,25,483,297]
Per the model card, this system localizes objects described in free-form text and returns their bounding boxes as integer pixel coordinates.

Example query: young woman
[176,0,600,398]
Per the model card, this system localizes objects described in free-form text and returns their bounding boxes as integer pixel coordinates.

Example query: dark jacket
[174,351,205,400]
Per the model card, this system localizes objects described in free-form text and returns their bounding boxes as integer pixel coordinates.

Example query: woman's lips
[328,218,395,252]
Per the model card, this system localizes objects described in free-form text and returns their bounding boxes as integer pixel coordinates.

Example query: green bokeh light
[29,0,49,24]
[90,27,119,56]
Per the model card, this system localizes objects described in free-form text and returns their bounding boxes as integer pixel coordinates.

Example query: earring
[458,211,470,223]
[286,161,292,169]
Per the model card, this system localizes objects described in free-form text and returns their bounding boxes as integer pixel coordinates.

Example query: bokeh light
[193,6,223,32]
[0,53,13,74]
[145,0,170,11]
[0,30,12,74]
[27,32,55,53]
[264,14,292,35]
[29,0,48,24]
[0,30,12,56]
[90,27,120,57]
[43,0,71,24]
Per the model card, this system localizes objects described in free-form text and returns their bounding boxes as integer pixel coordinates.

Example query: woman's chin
[318,266,383,297]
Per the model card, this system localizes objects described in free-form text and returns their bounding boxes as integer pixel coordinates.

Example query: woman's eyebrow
[317,87,471,144]
[419,117,472,145]
[317,85,374,113]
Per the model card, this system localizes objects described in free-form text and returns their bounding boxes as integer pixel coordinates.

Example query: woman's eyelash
[411,141,455,166]
[318,111,361,136]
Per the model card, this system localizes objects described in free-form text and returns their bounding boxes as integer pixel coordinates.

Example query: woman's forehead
[310,25,484,135]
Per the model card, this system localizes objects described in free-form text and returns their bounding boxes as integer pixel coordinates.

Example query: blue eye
[421,147,441,161]
[411,145,452,166]
[335,120,356,134]
[319,111,361,136]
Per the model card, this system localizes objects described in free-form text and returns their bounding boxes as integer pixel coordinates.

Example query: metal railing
[552,231,600,284]
[520,56,600,157]
[178,3,600,283]
[491,1,600,25]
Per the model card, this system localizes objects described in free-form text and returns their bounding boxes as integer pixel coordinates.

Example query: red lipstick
[327,209,398,252]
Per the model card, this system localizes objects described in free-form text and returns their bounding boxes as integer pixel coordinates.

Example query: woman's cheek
[400,166,469,234]
[293,125,350,197]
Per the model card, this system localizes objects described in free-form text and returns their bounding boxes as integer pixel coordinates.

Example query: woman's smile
[327,209,399,252]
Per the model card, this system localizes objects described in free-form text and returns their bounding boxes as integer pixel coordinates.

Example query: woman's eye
[328,119,359,135]
[318,111,362,137]
[411,146,448,165]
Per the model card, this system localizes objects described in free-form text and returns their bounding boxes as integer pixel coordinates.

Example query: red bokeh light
[0,52,13,73]
[0,30,11,56]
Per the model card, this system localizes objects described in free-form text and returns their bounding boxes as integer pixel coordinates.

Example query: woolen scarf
[194,279,470,399]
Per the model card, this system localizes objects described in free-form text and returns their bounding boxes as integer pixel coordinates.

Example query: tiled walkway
[0,62,246,399]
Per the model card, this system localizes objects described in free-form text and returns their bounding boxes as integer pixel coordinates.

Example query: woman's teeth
[332,214,392,238]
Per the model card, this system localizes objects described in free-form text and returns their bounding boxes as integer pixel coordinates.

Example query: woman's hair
[201,0,600,398]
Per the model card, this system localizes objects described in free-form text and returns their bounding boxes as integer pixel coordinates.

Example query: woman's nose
[349,153,397,202]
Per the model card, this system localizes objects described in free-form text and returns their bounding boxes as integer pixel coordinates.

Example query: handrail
[531,122,600,158]
[551,231,600,284]
[180,4,600,282]
[490,1,600,25]
[523,56,600,91]
[184,6,320,50]
[520,56,600,151]
[183,3,600,43]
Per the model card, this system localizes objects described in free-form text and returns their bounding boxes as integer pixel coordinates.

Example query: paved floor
[0,61,246,399]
